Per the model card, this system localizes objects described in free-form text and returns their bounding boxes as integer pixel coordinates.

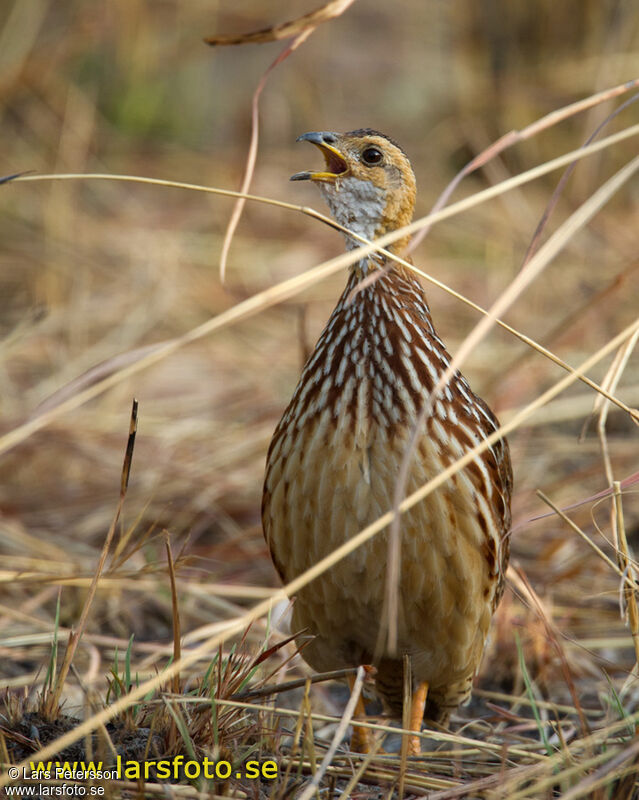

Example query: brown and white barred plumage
[262,130,512,731]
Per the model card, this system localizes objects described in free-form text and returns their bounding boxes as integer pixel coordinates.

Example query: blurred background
[1,0,638,700]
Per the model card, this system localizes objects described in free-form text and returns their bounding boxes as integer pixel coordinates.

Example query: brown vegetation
[1,1,638,797]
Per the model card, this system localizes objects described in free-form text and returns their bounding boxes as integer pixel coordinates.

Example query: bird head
[291,129,416,256]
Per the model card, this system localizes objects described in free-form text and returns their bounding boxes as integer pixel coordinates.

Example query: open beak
[290,131,349,182]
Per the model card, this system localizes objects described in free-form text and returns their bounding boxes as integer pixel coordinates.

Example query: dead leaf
[205,0,356,46]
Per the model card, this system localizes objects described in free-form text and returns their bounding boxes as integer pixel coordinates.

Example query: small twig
[231,667,357,700]
[0,170,33,185]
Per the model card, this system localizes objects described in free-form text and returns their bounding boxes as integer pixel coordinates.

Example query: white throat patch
[319,176,386,252]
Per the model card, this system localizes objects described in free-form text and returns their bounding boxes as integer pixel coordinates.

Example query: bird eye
[361,147,383,166]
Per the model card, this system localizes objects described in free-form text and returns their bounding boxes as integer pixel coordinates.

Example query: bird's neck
[345,256,428,309]
[335,259,435,346]
[319,177,414,258]
[350,246,413,282]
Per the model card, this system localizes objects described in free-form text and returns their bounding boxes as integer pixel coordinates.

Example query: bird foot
[407,733,422,756]
[350,724,387,755]
[405,680,429,756]
[350,723,374,754]
[348,668,384,754]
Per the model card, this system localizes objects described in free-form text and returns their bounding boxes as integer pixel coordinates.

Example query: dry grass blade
[204,0,356,46]
[591,328,639,447]
[2,121,638,460]
[32,342,167,417]
[165,535,182,696]
[408,77,639,253]
[518,91,639,273]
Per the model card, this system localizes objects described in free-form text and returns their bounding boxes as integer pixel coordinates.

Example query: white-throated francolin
[262,130,512,754]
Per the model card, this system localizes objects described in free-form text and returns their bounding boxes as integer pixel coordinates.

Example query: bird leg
[348,674,374,753]
[407,680,428,756]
